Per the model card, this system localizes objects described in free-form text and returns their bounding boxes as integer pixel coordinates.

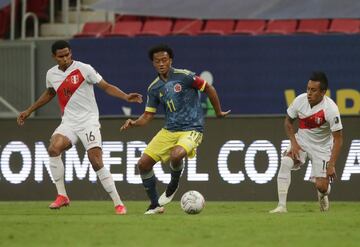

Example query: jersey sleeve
[326,106,343,132]
[287,96,299,119]
[45,71,52,89]
[179,70,207,92]
[83,64,103,84]
[145,90,159,113]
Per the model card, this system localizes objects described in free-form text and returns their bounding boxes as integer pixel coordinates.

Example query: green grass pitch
[0,201,359,247]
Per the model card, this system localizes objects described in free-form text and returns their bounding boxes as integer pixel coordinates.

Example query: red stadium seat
[0,7,10,38]
[264,20,298,34]
[296,19,330,34]
[73,22,112,38]
[27,0,49,21]
[327,19,360,34]
[104,20,142,37]
[231,20,266,35]
[115,14,143,22]
[199,20,235,35]
[172,19,203,35]
[138,19,173,36]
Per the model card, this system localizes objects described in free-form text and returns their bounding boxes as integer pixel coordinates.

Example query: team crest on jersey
[174,83,182,93]
[315,117,323,125]
[70,75,79,84]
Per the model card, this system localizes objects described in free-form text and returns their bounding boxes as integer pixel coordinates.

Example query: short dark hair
[148,44,174,61]
[51,40,71,54]
[310,71,328,91]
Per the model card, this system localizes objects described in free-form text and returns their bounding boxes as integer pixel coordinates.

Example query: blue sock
[142,174,159,207]
[166,162,184,196]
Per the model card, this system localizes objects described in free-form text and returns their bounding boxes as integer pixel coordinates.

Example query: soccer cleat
[158,187,178,206]
[115,204,127,215]
[269,205,288,213]
[49,194,70,209]
[144,204,165,215]
[318,192,330,212]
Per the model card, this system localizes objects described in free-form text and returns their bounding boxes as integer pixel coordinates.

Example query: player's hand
[289,142,303,161]
[126,93,143,103]
[17,110,30,126]
[326,162,337,182]
[216,110,231,118]
[120,119,136,131]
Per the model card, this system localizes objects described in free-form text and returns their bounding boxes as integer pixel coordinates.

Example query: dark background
[0,116,359,201]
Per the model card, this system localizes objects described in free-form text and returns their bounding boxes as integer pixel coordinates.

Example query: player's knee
[170,148,186,165]
[47,146,61,157]
[280,156,294,171]
[138,159,152,173]
[170,155,183,167]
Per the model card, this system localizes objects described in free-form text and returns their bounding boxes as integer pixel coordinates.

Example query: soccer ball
[180,190,205,214]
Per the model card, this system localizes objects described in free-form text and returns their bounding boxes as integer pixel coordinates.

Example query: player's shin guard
[167,161,184,196]
[49,156,67,196]
[141,169,159,206]
[96,167,123,206]
[277,156,294,207]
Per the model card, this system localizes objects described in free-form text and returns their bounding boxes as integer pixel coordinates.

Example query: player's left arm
[97,79,143,103]
[203,83,231,117]
[327,130,343,180]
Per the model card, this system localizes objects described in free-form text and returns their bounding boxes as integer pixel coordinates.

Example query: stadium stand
[231,20,266,35]
[199,20,235,35]
[172,19,203,35]
[73,21,112,38]
[296,19,330,34]
[138,19,173,36]
[327,19,360,34]
[264,19,298,34]
[103,20,142,37]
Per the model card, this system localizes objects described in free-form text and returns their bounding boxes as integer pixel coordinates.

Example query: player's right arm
[284,115,302,160]
[17,88,56,126]
[120,112,154,131]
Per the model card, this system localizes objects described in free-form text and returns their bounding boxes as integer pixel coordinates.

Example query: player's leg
[159,130,202,206]
[80,125,126,215]
[312,155,331,212]
[48,125,76,209]
[141,129,175,214]
[270,144,307,213]
[315,177,331,212]
[158,146,186,206]
[269,156,293,213]
[137,154,164,214]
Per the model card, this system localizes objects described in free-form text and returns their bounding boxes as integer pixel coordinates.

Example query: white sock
[277,156,294,207]
[49,156,67,196]
[96,167,123,206]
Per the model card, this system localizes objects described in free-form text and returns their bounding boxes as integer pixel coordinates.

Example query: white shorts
[285,142,330,181]
[52,123,102,150]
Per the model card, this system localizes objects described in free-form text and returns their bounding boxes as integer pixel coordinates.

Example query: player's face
[152,51,172,76]
[307,80,325,107]
[53,48,72,71]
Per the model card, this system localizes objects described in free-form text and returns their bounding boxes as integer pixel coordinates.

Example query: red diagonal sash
[56,69,85,114]
[299,109,325,129]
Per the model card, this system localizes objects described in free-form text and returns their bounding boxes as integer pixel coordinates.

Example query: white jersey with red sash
[287,93,342,154]
[46,61,102,127]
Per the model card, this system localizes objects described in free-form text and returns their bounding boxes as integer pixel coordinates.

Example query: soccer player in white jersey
[270,71,343,213]
[17,40,143,215]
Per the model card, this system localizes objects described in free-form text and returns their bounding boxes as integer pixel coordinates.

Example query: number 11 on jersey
[167,99,176,112]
